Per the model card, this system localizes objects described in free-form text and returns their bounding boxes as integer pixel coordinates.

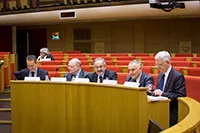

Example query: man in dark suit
[64,58,88,81]
[14,55,49,80]
[126,60,154,90]
[88,57,117,83]
[37,48,54,61]
[153,51,186,127]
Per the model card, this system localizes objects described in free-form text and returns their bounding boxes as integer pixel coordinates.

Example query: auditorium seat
[186,67,200,76]
[116,60,130,65]
[48,71,60,78]
[137,56,154,61]
[114,56,133,61]
[67,56,88,61]
[185,76,200,102]
[171,57,187,61]
[41,61,65,65]
[171,61,192,67]
[81,65,93,72]
[142,61,155,66]
[149,74,158,89]
[173,66,183,74]
[142,66,153,74]
[90,56,111,60]
[110,53,131,57]
[38,65,67,72]
[4,66,8,88]
[117,73,128,84]
[107,66,122,73]
[51,51,64,54]
[54,57,65,60]
[191,57,200,61]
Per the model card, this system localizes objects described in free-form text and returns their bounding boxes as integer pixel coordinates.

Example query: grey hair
[26,55,37,63]
[129,60,142,68]
[155,51,171,62]
[40,48,49,54]
[93,57,106,65]
[69,58,81,66]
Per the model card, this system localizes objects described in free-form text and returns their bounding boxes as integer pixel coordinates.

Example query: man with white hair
[153,51,186,127]
[37,48,54,61]
[126,60,154,90]
[64,58,88,81]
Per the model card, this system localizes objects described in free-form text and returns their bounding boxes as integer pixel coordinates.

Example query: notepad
[24,77,40,81]
[123,81,140,87]
[102,80,118,85]
[51,77,66,82]
[72,78,90,83]
[147,96,168,102]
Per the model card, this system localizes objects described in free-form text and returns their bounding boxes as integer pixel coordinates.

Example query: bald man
[64,58,88,81]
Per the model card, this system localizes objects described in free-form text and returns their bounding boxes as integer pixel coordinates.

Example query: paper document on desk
[147,96,168,102]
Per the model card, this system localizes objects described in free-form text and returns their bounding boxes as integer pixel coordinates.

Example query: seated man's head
[40,48,49,58]
[155,51,171,73]
[93,57,106,76]
[68,58,81,75]
[128,60,142,79]
[26,55,37,72]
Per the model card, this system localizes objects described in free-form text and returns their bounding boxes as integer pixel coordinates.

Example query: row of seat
[50,51,200,57]
[51,55,200,61]
[38,65,200,77]
[38,60,200,67]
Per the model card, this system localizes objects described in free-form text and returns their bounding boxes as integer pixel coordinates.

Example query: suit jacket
[14,68,48,80]
[88,69,117,82]
[64,69,88,81]
[157,67,186,126]
[126,72,154,87]
[46,54,55,60]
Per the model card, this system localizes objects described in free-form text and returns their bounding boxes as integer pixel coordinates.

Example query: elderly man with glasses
[153,51,186,127]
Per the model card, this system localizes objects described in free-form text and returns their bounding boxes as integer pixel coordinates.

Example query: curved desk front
[10,81,169,133]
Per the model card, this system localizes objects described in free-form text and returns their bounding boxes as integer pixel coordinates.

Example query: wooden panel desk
[10,81,169,133]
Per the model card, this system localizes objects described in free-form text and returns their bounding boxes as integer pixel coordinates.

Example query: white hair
[155,51,171,62]
[69,58,81,66]
[40,48,49,54]
[129,60,142,68]
[93,57,106,65]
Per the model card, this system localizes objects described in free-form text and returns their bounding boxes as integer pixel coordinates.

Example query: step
[0,108,11,112]
[1,91,11,94]
[0,120,11,125]
[0,99,10,102]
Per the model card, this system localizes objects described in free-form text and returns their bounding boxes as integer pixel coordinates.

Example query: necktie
[99,76,103,83]
[31,72,35,77]
[159,74,165,91]
[132,78,136,82]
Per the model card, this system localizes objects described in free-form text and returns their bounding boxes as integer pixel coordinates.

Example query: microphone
[55,67,59,77]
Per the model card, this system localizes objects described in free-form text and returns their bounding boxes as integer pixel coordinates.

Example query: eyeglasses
[155,63,164,67]
[94,65,104,69]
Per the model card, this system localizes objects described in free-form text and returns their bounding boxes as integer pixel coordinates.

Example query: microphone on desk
[55,67,59,77]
